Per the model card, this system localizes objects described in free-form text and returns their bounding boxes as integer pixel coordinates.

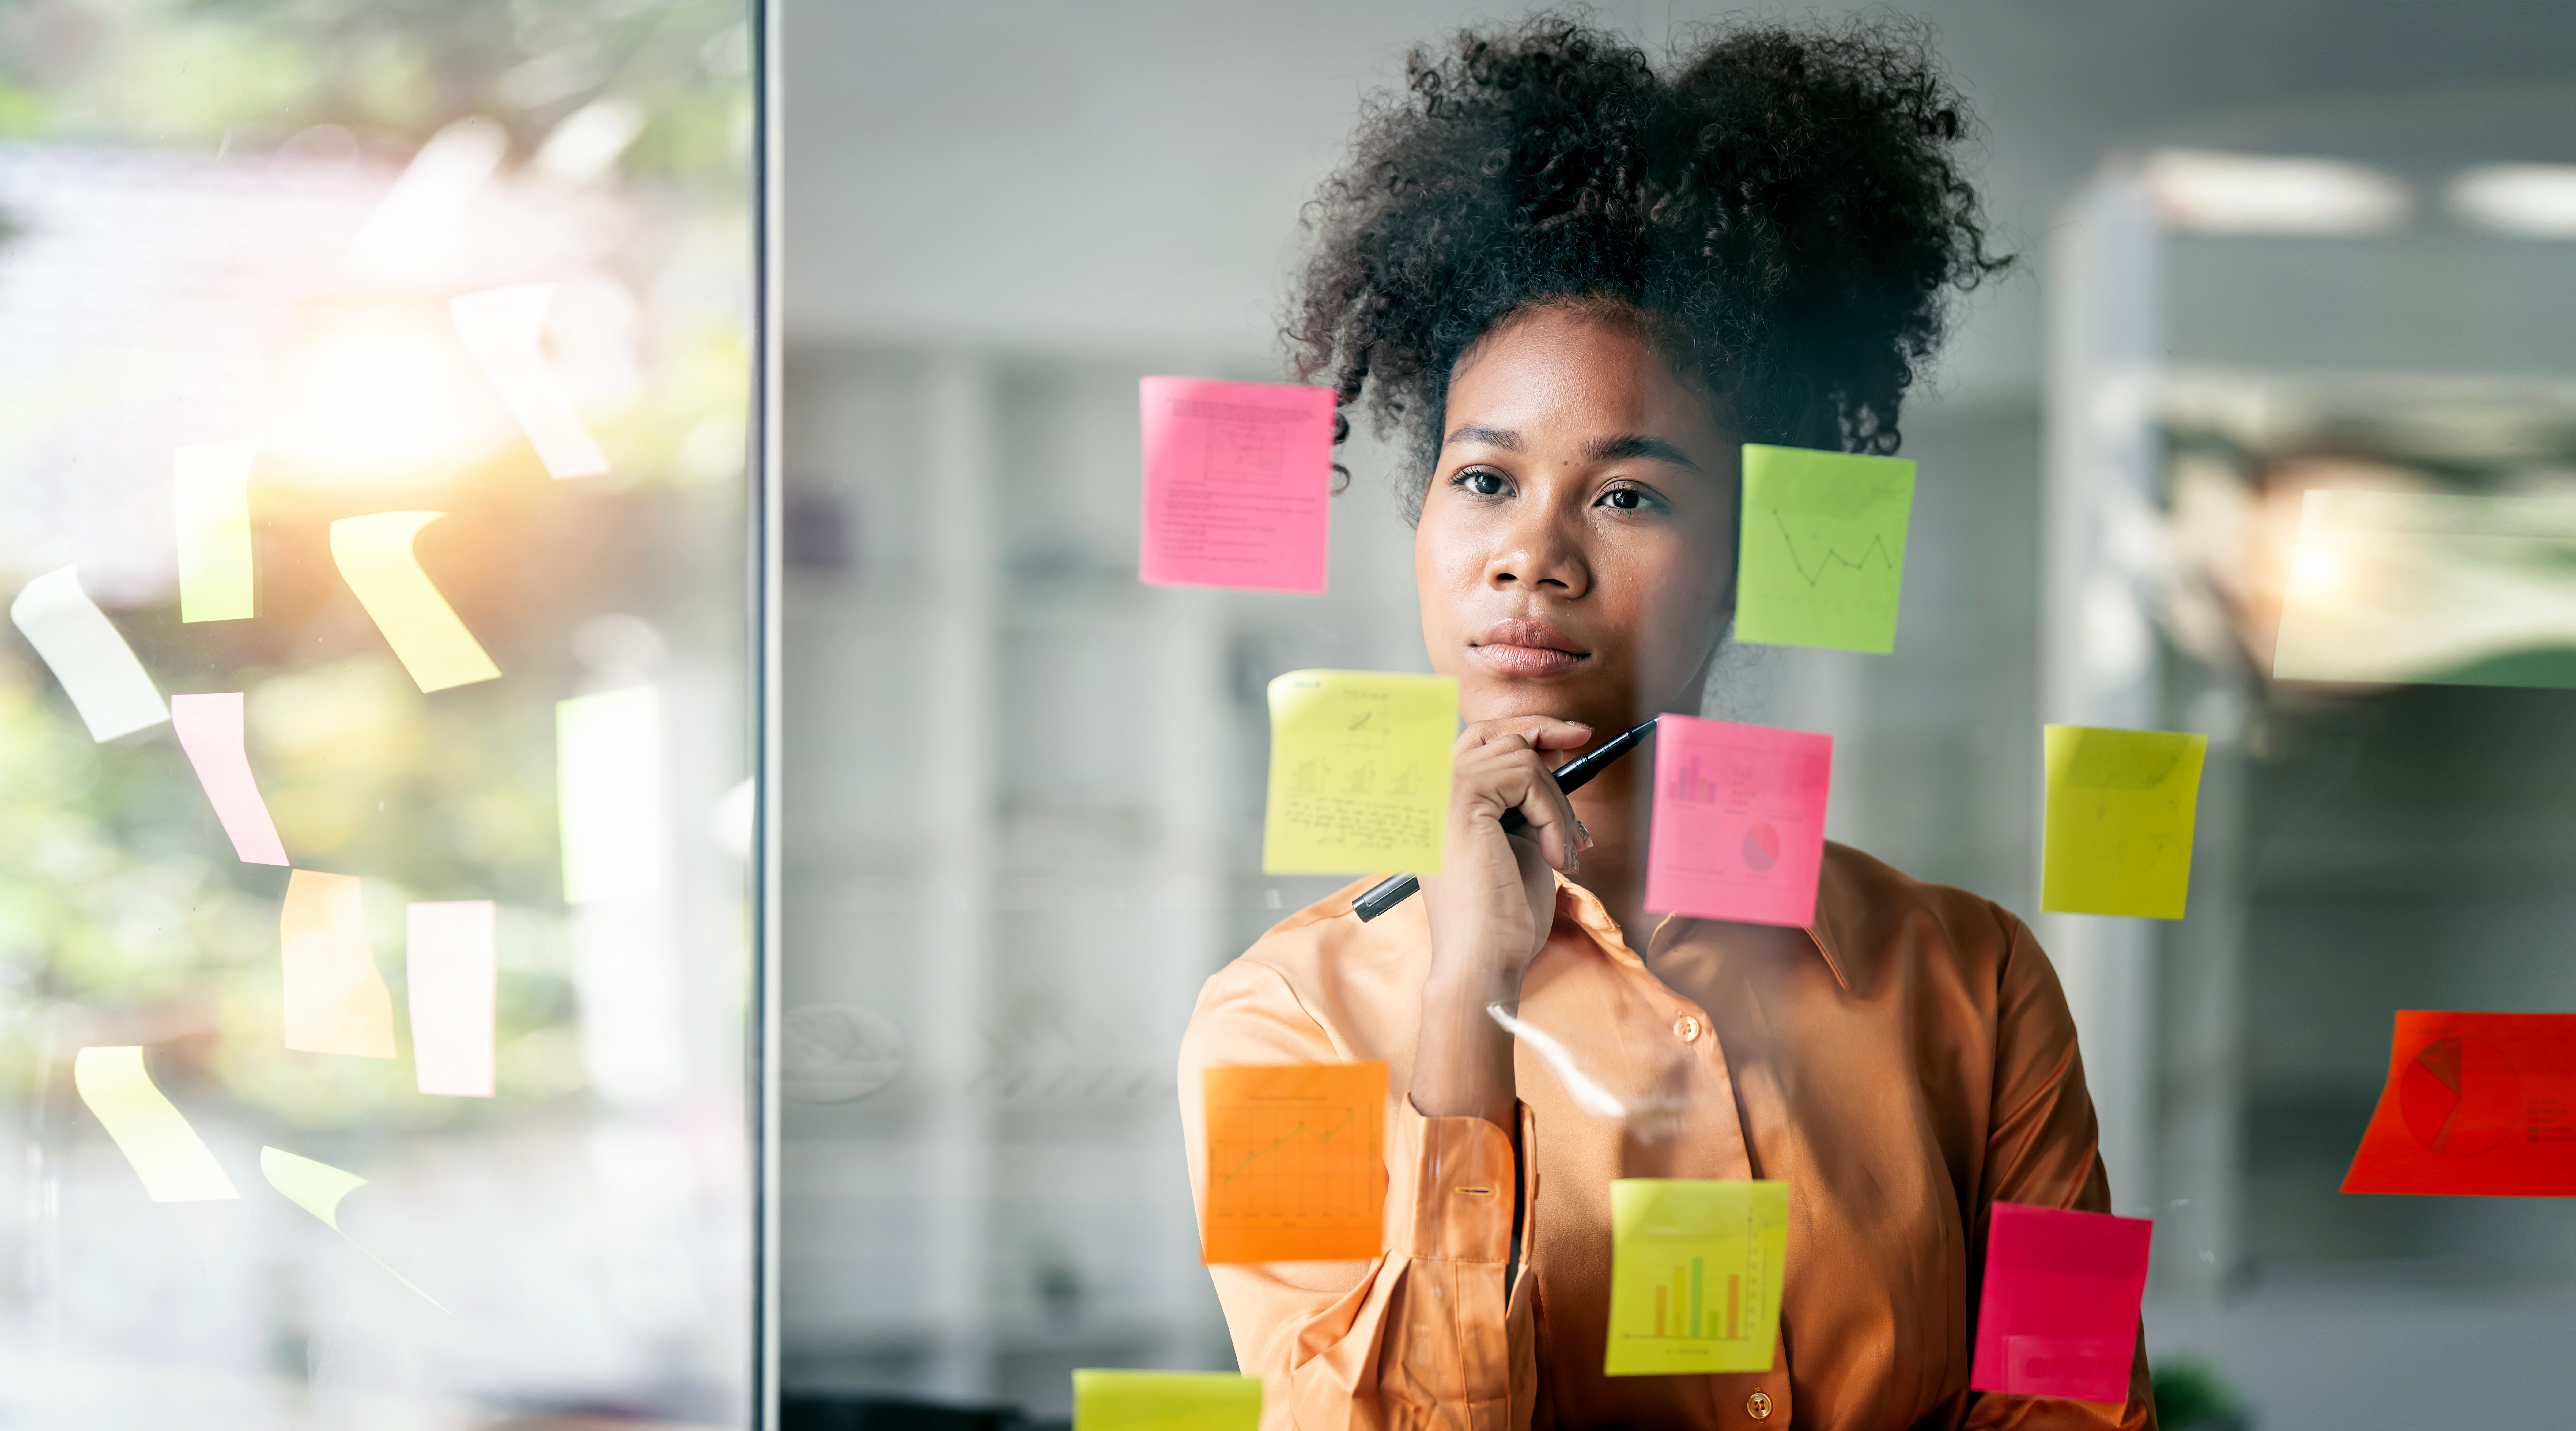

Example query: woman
[1180,16,2152,1431]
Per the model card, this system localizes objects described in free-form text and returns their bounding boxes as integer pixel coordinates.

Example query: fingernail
[1574,816,1595,851]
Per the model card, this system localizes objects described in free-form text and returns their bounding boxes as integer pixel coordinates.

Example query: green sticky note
[1735,444,1916,653]
[1604,1178,1788,1376]
[2042,725,2208,920]
[1072,1370,1263,1431]
[1262,670,1456,875]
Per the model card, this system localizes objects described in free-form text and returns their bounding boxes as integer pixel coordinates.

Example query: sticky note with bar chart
[1604,1178,1788,1376]
[1642,714,1832,927]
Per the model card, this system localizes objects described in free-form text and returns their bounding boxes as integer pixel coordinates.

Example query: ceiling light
[2143,149,2410,236]
[2448,164,2576,239]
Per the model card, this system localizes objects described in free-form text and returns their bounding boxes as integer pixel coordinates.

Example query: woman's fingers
[1455,740,1586,873]
[1452,715,1593,758]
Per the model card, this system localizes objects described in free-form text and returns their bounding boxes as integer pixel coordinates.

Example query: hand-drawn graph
[1734,444,1916,654]
[1643,715,1833,928]
[2040,725,2208,919]
[1604,1178,1787,1376]
[1138,377,1336,594]
[1201,1061,1387,1263]
[1263,670,1456,874]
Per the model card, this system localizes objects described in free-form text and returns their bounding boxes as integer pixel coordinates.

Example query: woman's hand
[1410,716,1594,1127]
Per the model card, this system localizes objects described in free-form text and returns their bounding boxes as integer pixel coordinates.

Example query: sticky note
[557,686,666,904]
[1734,444,1915,653]
[73,1047,240,1202]
[450,283,611,480]
[2342,1011,2576,1197]
[2041,726,2207,919]
[174,441,259,621]
[282,870,396,1059]
[407,901,497,1097]
[9,567,169,741]
[261,1146,445,1309]
[1641,714,1832,928]
[2276,489,2576,689]
[1139,377,1335,593]
[1604,1178,1788,1376]
[1072,1370,1263,1431]
[1200,1061,1386,1263]
[1261,670,1454,875]
[1969,1203,2149,1403]
[171,693,289,865]
[330,512,501,693]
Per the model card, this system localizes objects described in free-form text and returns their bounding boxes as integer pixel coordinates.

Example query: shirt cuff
[1390,1097,1523,1264]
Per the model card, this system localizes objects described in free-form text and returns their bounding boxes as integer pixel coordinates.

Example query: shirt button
[1746,1391,1773,1420]
[1674,1014,1702,1043]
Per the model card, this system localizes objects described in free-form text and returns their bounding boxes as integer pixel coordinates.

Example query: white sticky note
[171,693,290,865]
[450,283,611,480]
[329,512,502,693]
[9,567,169,741]
[174,441,258,622]
[407,900,496,1097]
[260,1146,446,1310]
[557,686,665,904]
[74,1047,240,1202]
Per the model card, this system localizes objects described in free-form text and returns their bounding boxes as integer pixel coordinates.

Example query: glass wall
[0,2,763,1425]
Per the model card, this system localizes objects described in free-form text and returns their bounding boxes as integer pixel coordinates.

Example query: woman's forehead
[1445,311,1724,454]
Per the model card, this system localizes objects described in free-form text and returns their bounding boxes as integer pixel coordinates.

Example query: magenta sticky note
[170,692,290,865]
[1970,1203,2152,1405]
[1138,377,1334,593]
[1642,715,1832,927]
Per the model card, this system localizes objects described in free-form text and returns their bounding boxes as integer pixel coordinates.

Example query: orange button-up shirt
[1179,843,2155,1431]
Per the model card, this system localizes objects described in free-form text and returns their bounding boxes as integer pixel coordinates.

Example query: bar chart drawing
[1605,1178,1789,1376]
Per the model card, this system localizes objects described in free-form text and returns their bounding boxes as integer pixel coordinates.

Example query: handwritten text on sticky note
[1139,377,1335,594]
[282,871,396,1059]
[1604,1178,1788,1376]
[172,693,290,865]
[2342,1010,2576,1197]
[1263,670,1454,875]
[2042,725,2207,920]
[1970,1203,2150,1404]
[1734,444,1915,654]
[330,512,501,693]
[74,1047,240,1202]
[1643,715,1832,928]
[1072,1370,1263,1431]
[1201,1061,1387,1264]
[10,567,168,742]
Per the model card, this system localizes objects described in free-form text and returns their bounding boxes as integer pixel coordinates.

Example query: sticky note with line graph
[1200,1061,1385,1263]
[1604,1178,1788,1376]
[1734,444,1916,654]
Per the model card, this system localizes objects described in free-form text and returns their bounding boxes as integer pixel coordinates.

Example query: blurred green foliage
[2153,1358,2253,1431]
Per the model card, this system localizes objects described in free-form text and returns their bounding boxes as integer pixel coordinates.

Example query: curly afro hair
[1287,12,2005,515]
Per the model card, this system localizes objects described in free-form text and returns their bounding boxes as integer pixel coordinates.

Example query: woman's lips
[1469,618,1591,677]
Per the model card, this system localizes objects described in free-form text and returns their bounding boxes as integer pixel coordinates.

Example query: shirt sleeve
[1179,957,1538,1431]
[1962,910,2158,1431]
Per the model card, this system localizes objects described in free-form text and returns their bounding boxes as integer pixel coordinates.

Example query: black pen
[1350,716,1660,923]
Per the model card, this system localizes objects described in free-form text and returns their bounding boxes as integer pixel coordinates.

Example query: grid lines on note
[1200,1061,1386,1263]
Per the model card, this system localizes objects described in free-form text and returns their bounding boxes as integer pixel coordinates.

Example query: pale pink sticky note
[1642,714,1832,927]
[171,693,289,865]
[406,900,496,1097]
[1971,1203,2151,1404]
[1138,377,1334,593]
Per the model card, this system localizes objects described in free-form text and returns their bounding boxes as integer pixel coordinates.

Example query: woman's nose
[1487,512,1589,595]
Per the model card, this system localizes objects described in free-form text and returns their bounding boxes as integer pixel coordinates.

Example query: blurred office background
[780,4,2576,1428]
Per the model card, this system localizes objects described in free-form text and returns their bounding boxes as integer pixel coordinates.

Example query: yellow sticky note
[73,1047,240,1202]
[1262,670,1454,875]
[329,512,500,693]
[556,686,665,905]
[1605,1178,1788,1376]
[282,870,397,1058]
[175,441,258,622]
[1072,1370,1263,1431]
[261,1146,446,1310]
[2042,725,2208,920]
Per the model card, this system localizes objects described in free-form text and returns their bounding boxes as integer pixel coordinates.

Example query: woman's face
[1416,304,1740,735]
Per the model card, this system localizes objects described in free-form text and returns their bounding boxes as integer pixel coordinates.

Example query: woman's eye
[1600,486,1648,510]
[1460,470,1509,497]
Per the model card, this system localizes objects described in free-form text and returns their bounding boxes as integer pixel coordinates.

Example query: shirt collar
[1552,868,1853,992]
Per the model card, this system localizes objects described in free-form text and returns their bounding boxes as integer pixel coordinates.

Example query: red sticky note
[2342,1010,2576,1196]
[1139,377,1334,593]
[1970,1203,2150,1405]
[1642,715,1832,927]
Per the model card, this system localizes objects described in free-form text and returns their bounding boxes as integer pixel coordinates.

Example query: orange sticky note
[281,870,396,1059]
[2342,1010,2576,1197]
[1200,1061,1386,1263]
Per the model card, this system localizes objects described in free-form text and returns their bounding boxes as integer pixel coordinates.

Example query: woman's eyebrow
[1589,434,1702,471]
[1443,424,1522,450]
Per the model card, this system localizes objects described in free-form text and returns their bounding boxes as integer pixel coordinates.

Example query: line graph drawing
[1201,1061,1387,1263]
[1770,512,1899,585]
[1734,445,1916,654]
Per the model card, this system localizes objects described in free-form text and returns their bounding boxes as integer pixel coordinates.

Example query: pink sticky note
[1139,377,1334,593]
[1970,1203,2151,1405]
[407,900,497,1097]
[1642,715,1832,927]
[171,692,289,865]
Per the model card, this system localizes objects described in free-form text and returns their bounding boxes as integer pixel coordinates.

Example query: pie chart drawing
[2398,1035,2519,1157]
[1742,821,1780,874]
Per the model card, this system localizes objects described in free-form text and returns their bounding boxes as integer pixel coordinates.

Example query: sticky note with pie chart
[1643,714,1833,928]
[2342,1010,2576,1196]
[2041,725,2208,920]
